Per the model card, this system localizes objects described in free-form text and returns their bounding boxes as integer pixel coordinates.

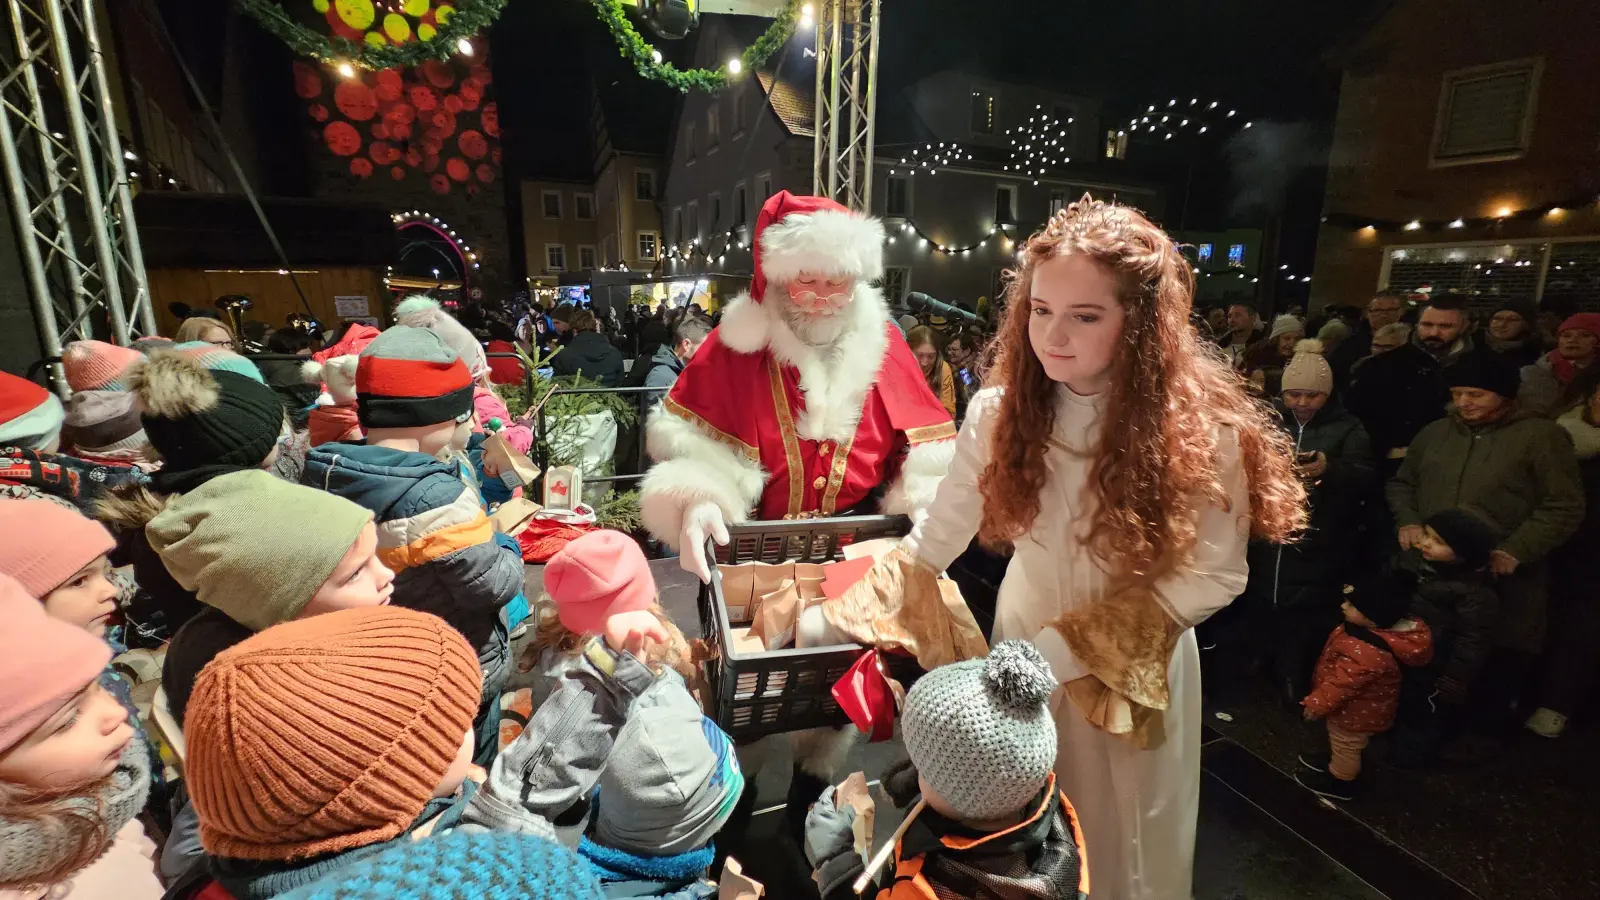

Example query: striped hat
[0,371,65,451]
[62,389,149,454]
[172,341,266,384]
[61,340,145,392]
[355,326,473,429]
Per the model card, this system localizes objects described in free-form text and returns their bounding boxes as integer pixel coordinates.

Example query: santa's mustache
[774,292,852,347]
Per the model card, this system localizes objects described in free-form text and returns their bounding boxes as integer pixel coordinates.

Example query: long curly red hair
[977,196,1305,581]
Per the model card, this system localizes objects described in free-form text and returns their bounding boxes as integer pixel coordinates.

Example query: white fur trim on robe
[717,284,890,444]
[640,405,767,550]
[881,438,957,517]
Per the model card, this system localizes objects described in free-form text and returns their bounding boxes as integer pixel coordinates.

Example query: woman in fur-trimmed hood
[97,350,288,644]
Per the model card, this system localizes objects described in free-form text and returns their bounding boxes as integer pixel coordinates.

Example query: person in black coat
[1232,341,1376,700]
[1476,299,1544,370]
[548,309,625,386]
[1329,292,1407,386]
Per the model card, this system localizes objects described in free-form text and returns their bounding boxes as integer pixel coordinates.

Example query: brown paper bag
[718,858,765,899]
[720,564,758,621]
[728,626,767,656]
[483,432,541,489]
[750,581,800,650]
[793,562,827,603]
[489,497,543,536]
[836,771,877,860]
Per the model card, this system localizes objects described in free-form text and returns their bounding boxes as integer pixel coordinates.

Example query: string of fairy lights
[1004,107,1074,185]
[1122,97,1253,141]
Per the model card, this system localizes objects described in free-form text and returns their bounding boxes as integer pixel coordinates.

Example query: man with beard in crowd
[1217,301,1266,369]
[1345,295,1473,482]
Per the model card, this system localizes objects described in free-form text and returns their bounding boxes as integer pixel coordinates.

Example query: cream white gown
[904,386,1251,900]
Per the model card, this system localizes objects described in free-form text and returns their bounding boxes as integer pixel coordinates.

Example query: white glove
[679,500,730,584]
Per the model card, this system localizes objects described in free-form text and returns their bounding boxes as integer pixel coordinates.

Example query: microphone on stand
[906,291,980,324]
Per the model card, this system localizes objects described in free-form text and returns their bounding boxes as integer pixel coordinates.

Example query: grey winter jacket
[464,642,659,835]
[1387,407,1584,564]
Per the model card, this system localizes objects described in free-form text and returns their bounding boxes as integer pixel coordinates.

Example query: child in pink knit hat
[0,573,161,898]
[520,530,696,709]
[60,340,145,393]
[0,498,119,637]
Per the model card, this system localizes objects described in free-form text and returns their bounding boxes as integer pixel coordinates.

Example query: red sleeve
[876,324,956,444]
[662,331,763,458]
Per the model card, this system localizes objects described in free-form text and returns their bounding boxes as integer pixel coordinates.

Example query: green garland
[591,0,802,92]
[237,0,508,71]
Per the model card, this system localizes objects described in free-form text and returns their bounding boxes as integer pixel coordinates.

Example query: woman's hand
[1397,525,1425,550]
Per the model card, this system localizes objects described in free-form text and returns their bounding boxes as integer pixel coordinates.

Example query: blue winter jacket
[302,442,522,703]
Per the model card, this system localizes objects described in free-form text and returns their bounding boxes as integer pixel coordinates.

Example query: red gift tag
[832,649,900,742]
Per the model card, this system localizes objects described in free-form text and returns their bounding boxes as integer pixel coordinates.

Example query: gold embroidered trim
[904,421,958,444]
[820,426,857,516]
[767,357,804,518]
[662,396,758,460]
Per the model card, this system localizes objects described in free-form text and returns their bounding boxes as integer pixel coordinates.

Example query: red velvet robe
[663,322,956,519]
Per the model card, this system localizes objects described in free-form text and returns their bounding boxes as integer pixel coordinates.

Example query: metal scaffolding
[0,0,152,391]
[811,0,880,213]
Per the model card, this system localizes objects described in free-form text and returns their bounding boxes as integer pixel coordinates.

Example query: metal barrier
[484,349,660,492]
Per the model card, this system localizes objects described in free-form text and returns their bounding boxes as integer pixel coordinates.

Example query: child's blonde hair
[529,597,695,680]
[0,774,116,890]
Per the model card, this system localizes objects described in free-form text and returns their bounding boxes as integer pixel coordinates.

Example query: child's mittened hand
[1303,707,1321,722]
[803,785,856,868]
[604,609,669,658]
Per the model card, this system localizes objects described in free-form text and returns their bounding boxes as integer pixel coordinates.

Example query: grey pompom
[983,640,1054,713]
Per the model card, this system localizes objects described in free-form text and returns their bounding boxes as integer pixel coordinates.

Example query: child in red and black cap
[302,325,523,766]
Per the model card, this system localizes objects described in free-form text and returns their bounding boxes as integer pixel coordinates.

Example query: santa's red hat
[750,191,885,303]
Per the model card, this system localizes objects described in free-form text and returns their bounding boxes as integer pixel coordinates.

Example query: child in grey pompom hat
[902,639,1059,822]
[805,642,1089,900]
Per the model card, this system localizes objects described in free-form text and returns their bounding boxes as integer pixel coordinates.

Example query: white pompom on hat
[1281,338,1333,395]
[394,294,489,380]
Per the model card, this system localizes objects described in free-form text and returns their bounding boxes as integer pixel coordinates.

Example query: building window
[541,189,562,219]
[882,266,910,307]
[684,124,696,163]
[635,170,656,200]
[1197,244,1214,263]
[671,206,683,248]
[1227,244,1245,267]
[757,172,772,201]
[637,232,659,260]
[707,107,720,151]
[578,245,597,270]
[1104,130,1128,160]
[1431,59,1541,166]
[885,173,911,218]
[994,184,1017,226]
[733,182,747,228]
[1049,192,1067,215]
[545,243,566,272]
[730,88,746,134]
[687,201,699,244]
[574,192,595,220]
[969,89,995,135]
[709,192,722,228]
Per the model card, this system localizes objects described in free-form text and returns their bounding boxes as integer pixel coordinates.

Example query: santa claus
[641,191,958,581]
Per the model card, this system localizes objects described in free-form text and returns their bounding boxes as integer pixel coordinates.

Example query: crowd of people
[3,187,1595,900]
[1197,289,1597,799]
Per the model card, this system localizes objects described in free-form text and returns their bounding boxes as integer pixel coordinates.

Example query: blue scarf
[577,836,714,886]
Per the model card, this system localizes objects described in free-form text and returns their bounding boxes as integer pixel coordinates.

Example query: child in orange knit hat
[0,573,161,899]
[182,606,488,898]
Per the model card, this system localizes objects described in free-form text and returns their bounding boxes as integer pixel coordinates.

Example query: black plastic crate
[697,515,921,740]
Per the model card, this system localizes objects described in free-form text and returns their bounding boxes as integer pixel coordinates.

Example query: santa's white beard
[777,295,851,348]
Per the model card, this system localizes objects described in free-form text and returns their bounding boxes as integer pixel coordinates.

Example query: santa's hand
[680,501,729,584]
